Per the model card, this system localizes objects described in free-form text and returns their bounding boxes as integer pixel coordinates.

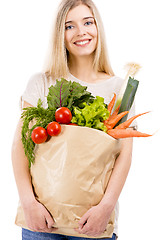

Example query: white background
[0,0,160,239]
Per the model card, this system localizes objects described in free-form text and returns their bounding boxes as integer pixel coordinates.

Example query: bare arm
[75,138,133,237]
[12,101,55,232]
[100,138,133,209]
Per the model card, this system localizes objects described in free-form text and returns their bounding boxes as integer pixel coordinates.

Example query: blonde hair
[44,0,114,79]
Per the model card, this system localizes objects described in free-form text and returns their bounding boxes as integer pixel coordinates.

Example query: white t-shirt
[22,72,137,236]
[22,72,136,122]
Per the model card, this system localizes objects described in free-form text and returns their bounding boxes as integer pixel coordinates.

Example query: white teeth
[75,40,90,45]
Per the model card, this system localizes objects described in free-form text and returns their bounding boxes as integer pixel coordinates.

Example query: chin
[74,48,96,57]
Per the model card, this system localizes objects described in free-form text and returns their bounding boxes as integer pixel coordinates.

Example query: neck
[68,54,97,82]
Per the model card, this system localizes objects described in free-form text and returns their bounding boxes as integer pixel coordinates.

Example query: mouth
[74,39,92,46]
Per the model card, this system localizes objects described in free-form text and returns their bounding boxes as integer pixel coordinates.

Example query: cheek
[65,32,69,47]
[65,31,74,50]
[65,30,74,44]
[64,37,70,52]
[92,26,98,38]
[88,25,98,40]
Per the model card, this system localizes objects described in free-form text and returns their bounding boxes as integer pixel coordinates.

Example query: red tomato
[55,107,72,124]
[31,127,48,144]
[47,121,61,136]
[68,123,78,126]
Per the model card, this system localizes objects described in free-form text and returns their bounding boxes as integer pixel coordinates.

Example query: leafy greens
[47,78,94,111]
[21,78,95,166]
[71,96,109,132]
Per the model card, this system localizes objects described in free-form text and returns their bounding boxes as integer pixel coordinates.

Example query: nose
[76,24,86,36]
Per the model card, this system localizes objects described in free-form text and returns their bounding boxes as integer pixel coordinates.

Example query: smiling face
[65,4,98,59]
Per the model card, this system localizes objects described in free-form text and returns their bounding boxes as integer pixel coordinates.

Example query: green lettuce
[71,96,109,132]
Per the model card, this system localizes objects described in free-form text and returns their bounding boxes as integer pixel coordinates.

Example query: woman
[12,0,135,239]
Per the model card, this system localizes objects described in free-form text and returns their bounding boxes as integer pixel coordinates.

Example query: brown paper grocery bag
[15,125,120,238]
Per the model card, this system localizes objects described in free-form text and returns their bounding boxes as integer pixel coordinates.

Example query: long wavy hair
[44,0,114,79]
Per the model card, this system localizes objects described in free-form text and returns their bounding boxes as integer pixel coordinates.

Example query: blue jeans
[22,228,117,240]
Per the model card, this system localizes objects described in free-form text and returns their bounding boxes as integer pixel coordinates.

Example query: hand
[22,198,57,233]
[74,204,112,237]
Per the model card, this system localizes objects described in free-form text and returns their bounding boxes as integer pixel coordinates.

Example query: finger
[74,227,87,235]
[75,227,97,237]
[78,211,90,229]
[79,224,88,234]
[39,217,57,233]
[76,221,91,235]
[44,211,55,229]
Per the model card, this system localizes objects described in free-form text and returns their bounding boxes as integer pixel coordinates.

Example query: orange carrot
[108,128,152,139]
[103,104,120,126]
[110,104,120,118]
[103,119,109,126]
[105,111,129,130]
[115,111,150,129]
[107,93,116,114]
[107,104,121,122]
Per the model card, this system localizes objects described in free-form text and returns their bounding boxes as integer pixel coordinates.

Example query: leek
[117,76,139,124]
[114,63,141,110]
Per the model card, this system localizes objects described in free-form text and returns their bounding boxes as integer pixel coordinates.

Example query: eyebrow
[65,16,94,25]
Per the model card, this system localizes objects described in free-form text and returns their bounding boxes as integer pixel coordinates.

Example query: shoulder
[26,72,51,93]
[27,72,46,85]
[22,72,50,108]
[23,72,48,99]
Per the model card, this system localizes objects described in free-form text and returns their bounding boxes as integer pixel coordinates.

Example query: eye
[84,21,94,26]
[65,25,74,30]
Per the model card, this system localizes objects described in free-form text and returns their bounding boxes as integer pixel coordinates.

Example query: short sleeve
[21,73,45,108]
